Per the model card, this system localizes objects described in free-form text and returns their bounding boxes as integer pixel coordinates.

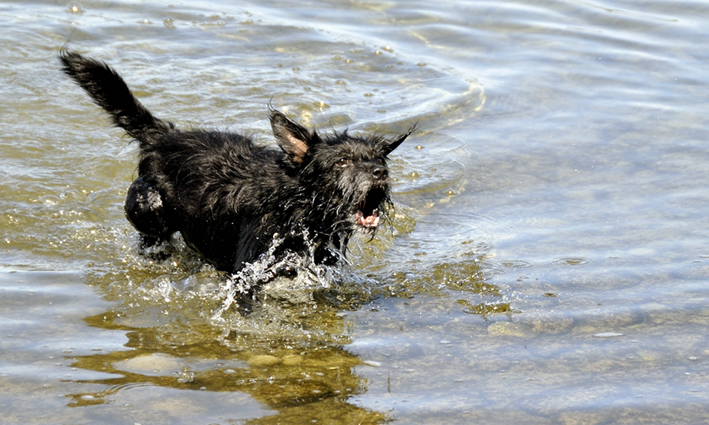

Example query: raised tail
[59,48,173,148]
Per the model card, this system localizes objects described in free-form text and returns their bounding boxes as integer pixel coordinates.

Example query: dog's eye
[336,158,350,167]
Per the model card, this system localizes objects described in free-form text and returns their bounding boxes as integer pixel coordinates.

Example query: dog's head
[270,109,414,234]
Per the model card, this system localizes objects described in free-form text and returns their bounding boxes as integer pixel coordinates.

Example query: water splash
[211,229,350,324]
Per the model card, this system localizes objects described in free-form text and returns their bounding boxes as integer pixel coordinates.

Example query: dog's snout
[372,165,388,180]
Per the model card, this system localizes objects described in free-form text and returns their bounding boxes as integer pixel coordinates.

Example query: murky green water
[2,0,709,423]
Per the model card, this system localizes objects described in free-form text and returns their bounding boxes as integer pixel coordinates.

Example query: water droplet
[593,332,623,338]
[65,2,83,14]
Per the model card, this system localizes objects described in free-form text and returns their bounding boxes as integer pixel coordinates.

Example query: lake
[2,0,709,423]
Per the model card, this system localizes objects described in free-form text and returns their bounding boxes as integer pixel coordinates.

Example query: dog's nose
[372,165,388,180]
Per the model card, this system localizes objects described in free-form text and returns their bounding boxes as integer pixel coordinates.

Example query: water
[2,0,709,423]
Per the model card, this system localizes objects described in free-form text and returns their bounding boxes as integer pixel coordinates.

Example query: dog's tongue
[356,209,380,228]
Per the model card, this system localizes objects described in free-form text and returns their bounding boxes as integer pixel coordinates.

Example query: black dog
[60,49,413,276]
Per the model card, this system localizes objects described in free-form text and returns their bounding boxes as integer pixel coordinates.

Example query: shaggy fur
[59,49,413,274]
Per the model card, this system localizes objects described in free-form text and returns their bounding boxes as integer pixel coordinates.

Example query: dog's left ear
[380,125,416,156]
[270,109,321,164]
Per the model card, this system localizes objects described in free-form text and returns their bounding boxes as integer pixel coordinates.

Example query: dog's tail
[59,48,172,148]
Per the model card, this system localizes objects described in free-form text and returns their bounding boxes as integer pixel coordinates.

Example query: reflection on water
[66,311,388,424]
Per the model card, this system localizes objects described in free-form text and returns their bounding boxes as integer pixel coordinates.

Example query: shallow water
[2,0,709,423]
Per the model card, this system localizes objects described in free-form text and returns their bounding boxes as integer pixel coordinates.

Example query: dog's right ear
[270,109,321,164]
[380,124,417,156]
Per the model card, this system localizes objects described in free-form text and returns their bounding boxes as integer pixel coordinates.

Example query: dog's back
[60,50,294,270]
[140,128,301,271]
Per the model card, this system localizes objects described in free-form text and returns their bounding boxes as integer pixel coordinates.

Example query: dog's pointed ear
[380,124,416,156]
[270,109,321,164]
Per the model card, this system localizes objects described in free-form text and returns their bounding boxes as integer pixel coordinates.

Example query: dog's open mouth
[355,189,386,229]
[355,207,380,229]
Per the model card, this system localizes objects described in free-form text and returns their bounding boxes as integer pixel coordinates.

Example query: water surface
[2,0,709,423]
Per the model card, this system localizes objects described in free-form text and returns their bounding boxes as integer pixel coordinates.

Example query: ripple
[499,260,533,269]
[551,257,591,266]
[392,131,469,196]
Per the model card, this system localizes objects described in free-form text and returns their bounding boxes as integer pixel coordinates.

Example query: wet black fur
[59,49,413,274]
